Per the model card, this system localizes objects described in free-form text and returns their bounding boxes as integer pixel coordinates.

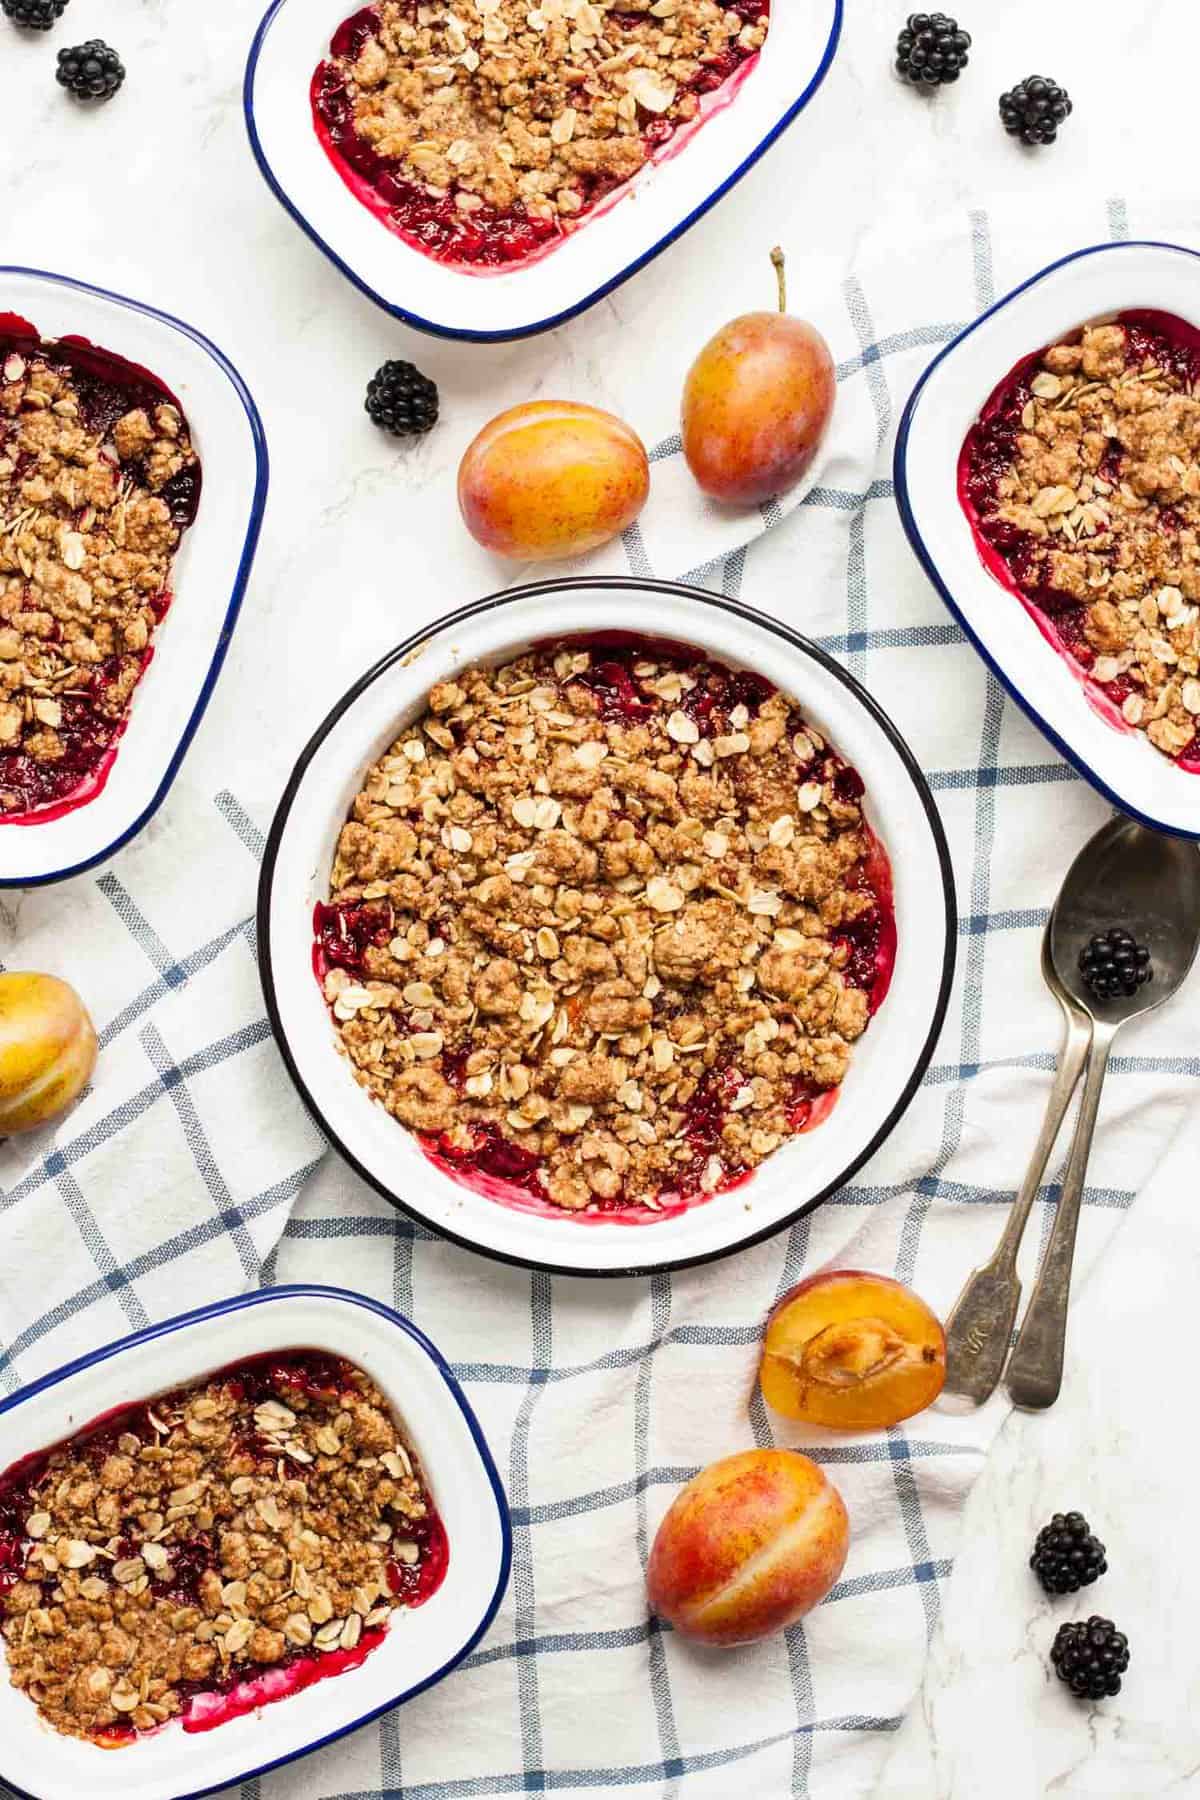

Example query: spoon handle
[942,996,1093,1404]
[1006,1023,1116,1411]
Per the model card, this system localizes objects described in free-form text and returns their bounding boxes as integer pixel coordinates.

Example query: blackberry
[1077,928,1152,1002]
[1030,1511,1107,1596]
[2,0,68,29]
[895,12,971,88]
[1000,75,1072,145]
[56,39,125,100]
[365,360,439,437]
[1050,1617,1129,1701]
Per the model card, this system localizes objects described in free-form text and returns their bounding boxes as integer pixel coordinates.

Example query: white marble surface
[879,1149,1200,1799]
[6,0,1200,1793]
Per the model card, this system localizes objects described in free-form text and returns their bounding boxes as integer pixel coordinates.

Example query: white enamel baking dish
[895,239,1200,839]
[258,578,957,1277]
[243,0,842,340]
[0,269,267,886]
[0,1285,510,1800]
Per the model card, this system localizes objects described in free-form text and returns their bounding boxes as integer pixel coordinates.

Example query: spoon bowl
[1049,814,1200,1019]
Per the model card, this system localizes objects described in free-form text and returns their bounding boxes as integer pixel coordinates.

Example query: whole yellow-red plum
[681,249,835,506]
[0,972,98,1135]
[646,1448,849,1646]
[457,400,649,561]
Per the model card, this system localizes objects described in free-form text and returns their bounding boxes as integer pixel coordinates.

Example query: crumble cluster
[981,319,1200,762]
[322,644,881,1212]
[332,0,768,230]
[0,1359,431,1742]
[0,341,197,811]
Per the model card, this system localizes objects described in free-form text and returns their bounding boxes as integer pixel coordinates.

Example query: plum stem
[771,246,786,314]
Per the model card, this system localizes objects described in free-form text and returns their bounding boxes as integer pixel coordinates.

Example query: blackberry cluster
[1,0,68,29]
[56,39,125,100]
[1051,1618,1130,1701]
[365,361,439,437]
[895,12,971,88]
[1000,75,1072,145]
[1078,928,1152,1001]
[1030,1512,1107,1596]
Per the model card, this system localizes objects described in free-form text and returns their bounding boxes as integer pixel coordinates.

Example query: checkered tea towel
[3,190,1199,1800]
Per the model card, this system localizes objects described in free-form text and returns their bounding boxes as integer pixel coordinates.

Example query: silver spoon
[944,815,1200,1409]
[942,928,1092,1405]
[1005,815,1200,1409]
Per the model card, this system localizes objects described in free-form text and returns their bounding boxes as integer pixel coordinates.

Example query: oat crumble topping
[316,638,893,1214]
[313,0,769,266]
[0,328,200,817]
[962,313,1200,765]
[0,1353,444,1743]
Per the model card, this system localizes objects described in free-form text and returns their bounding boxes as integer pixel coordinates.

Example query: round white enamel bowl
[260,579,956,1276]
[895,238,1200,840]
[243,0,842,340]
[0,269,267,886]
[0,1286,510,1800]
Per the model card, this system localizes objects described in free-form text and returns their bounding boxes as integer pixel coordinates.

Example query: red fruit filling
[958,309,1200,768]
[0,314,201,823]
[0,1349,446,1745]
[315,633,895,1222]
[311,0,769,270]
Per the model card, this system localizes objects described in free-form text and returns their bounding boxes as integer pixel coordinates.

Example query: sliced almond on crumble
[646,877,684,912]
[626,67,676,111]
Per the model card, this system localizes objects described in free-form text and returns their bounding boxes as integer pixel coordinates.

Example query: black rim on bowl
[257,577,958,1277]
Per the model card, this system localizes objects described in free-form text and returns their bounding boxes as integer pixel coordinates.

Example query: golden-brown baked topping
[0,1352,444,1743]
[313,0,770,264]
[0,332,199,817]
[962,313,1200,765]
[316,638,894,1214]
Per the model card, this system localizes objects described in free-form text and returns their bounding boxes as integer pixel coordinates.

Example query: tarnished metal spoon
[942,928,1092,1405]
[1005,815,1200,1409]
[945,815,1200,1410]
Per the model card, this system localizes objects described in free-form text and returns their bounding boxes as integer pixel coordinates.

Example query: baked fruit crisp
[0,313,201,820]
[0,1351,446,1743]
[315,636,895,1217]
[312,0,770,268]
[960,311,1200,768]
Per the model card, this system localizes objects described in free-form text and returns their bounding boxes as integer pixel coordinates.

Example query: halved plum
[759,1269,945,1429]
